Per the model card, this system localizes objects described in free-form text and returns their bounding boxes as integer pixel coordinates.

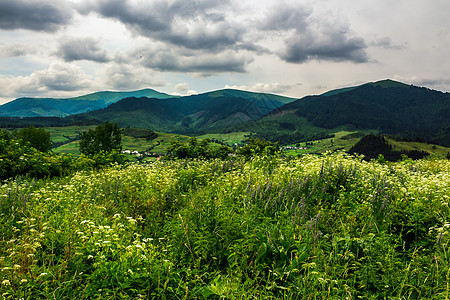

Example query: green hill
[63,90,296,134]
[0,89,175,117]
[1,79,449,147]
[242,80,450,146]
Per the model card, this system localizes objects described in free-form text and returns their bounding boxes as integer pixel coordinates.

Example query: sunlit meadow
[1,153,449,299]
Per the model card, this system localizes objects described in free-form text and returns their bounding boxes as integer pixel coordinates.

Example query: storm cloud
[127,44,253,74]
[281,32,369,63]
[56,37,110,63]
[0,0,72,32]
[260,3,369,63]
[78,0,244,52]
[2,0,449,103]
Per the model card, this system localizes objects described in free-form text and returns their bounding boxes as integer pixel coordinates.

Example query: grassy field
[282,130,450,158]
[1,153,449,298]
[45,125,96,144]
[1,125,439,159]
[196,131,251,145]
[283,130,372,155]
[49,126,192,157]
[386,137,450,156]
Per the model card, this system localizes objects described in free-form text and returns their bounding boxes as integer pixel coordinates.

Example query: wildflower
[21,279,28,283]
[1,280,10,286]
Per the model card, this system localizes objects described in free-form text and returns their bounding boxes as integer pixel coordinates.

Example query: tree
[236,138,281,158]
[166,138,233,159]
[13,126,52,152]
[79,121,122,155]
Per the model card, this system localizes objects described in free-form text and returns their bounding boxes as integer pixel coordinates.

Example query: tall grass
[1,153,449,299]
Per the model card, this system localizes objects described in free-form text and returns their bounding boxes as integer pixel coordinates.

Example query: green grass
[282,130,450,158]
[386,137,450,156]
[4,124,445,161]
[50,126,192,156]
[283,130,370,155]
[1,154,449,298]
[45,125,96,143]
[196,132,251,145]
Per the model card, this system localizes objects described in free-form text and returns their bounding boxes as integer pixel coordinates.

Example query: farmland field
[1,153,449,299]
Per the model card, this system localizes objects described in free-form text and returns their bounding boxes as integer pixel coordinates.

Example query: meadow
[1,153,449,299]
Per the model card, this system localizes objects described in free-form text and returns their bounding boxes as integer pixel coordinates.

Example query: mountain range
[1,79,449,146]
[0,89,175,117]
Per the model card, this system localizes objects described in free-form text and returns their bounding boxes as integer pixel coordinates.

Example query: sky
[1,0,450,104]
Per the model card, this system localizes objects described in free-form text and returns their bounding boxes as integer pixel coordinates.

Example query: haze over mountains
[1,79,449,146]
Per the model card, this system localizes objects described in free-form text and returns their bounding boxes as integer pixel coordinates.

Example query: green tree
[166,138,233,159]
[13,126,52,152]
[237,138,281,158]
[79,121,122,155]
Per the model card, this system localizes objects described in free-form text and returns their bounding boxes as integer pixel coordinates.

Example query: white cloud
[0,43,36,57]
[0,62,92,102]
[174,82,198,96]
[225,82,298,95]
[96,63,166,90]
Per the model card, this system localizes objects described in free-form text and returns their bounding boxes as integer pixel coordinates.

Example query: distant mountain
[241,79,450,146]
[320,79,409,96]
[65,90,296,134]
[2,80,449,147]
[0,89,175,117]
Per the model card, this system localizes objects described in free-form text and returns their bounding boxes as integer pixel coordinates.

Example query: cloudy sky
[1,0,450,104]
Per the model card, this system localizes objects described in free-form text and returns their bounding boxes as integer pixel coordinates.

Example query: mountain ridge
[1,79,449,146]
[243,79,450,145]
[0,88,175,117]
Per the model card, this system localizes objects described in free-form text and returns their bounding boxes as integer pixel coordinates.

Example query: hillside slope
[65,90,296,134]
[0,89,175,117]
[244,79,450,146]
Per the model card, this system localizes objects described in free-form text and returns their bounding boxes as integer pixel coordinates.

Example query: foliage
[0,129,126,181]
[236,137,281,157]
[349,134,430,161]
[2,153,448,298]
[122,128,158,140]
[166,137,281,159]
[289,83,450,146]
[166,137,232,159]
[79,121,122,156]
[12,126,52,152]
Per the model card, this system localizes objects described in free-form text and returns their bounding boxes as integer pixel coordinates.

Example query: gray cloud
[281,32,368,63]
[98,64,165,90]
[258,4,312,31]
[56,37,110,62]
[78,0,245,52]
[77,0,369,69]
[0,0,72,32]
[132,45,253,74]
[370,36,405,50]
[260,3,369,63]
[0,43,36,57]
